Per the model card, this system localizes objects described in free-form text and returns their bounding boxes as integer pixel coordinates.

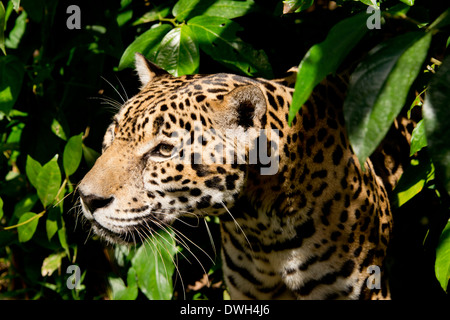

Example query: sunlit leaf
[46,206,61,241]
[109,267,138,300]
[12,193,38,220]
[344,32,431,167]
[393,155,434,207]
[155,25,199,76]
[35,155,62,207]
[436,220,450,292]
[131,229,177,300]
[202,0,255,19]
[400,0,414,6]
[5,10,27,49]
[172,0,213,22]
[0,197,3,220]
[41,251,67,277]
[132,5,171,26]
[282,0,313,14]
[51,118,68,141]
[25,154,42,189]
[188,15,272,78]
[0,2,6,55]
[289,12,368,124]
[409,119,427,156]
[118,24,172,70]
[63,133,83,176]
[17,212,39,242]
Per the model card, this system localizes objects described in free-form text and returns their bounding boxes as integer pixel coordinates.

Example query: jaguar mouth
[88,216,165,245]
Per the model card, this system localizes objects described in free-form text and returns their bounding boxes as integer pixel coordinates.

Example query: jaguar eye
[154,143,174,157]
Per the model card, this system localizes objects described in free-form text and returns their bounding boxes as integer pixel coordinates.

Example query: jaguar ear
[216,85,267,130]
[134,53,169,87]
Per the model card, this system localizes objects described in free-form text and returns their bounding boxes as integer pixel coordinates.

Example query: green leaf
[282,0,314,14]
[41,251,67,277]
[173,0,215,22]
[131,229,177,300]
[399,0,414,6]
[50,118,67,141]
[188,15,273,78]
[109,267,138,300]
[132,5,171,26]
[344,32,431,167]
[25,155,42,189]
[11,0,20,13]
[17,212,39,242]
[35,155,62,207]
[58,225,70,256]
[423,55,450,194]
[436,220,450,292]
[409,119,427,156]
[46,206,60,241]
[82,144,100,168]
[0,2,6,55]
[427,8,450,31]
[201,0,255,19]
[289,12,369,124]
[12,193,38,220]
[155,25,199,76]
[5,10,26,49]
[0,55,25,115]
[118,24,172,70]
[0,197,3,220]
[393,155,434,207]
[63,133,83,176]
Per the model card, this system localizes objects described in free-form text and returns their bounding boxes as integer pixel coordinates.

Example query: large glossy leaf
[173,0,214,22]
[436,220,450,292]
[155,25,199,76]
[423,55,450,194]
[63,133,83,176]
[201,0,254,19]
[35,155,62,207]
[289,12,369,124]
[0,55,25,115]
[173,0,254,20]
[188,15,272,78]
[344,32,431,167]
[131,229,177,300]
[118,24,172,70]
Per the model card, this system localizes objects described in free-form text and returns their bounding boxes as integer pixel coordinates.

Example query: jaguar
[78,53,410,300]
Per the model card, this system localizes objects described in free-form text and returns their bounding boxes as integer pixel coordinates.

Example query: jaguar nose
[80,193,114,214]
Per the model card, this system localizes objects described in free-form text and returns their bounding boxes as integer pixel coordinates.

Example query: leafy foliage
[0,0,449,300]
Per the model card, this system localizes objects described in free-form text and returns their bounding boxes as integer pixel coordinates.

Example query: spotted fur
[78,53,401,300]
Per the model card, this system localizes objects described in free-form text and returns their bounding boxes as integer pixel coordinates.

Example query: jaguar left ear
[134,53,170,88]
